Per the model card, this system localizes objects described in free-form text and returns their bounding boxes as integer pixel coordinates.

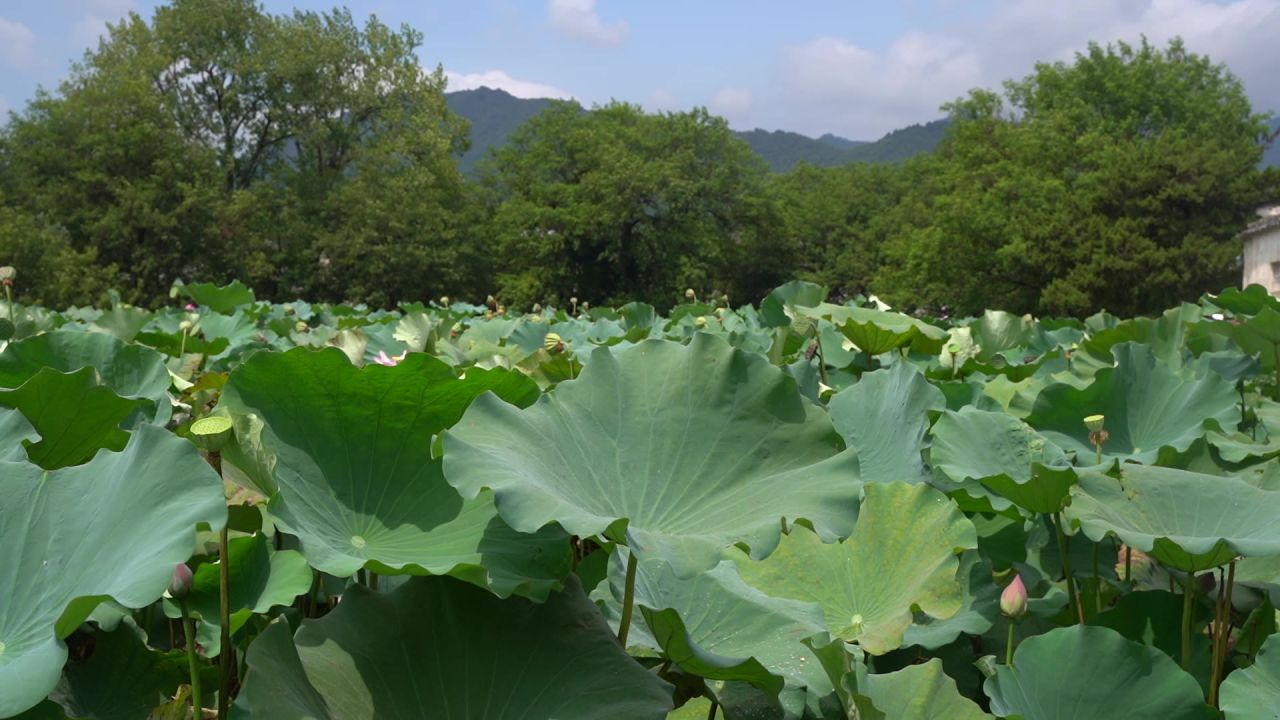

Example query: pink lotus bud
[169,563,193,599]
[184,303,197,311]
[1000,574,1028,619]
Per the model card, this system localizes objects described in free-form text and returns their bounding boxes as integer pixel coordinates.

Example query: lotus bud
[1000,574,1028,620]
[440,296,450,306]
[685,288,696,300]
[581,301,590,311]
[532,303,542,314]
[295,321,308,333]
[284,303,295,315]
[184,303,197,312]
[1084,415,1105,433]
[168,563,193,599]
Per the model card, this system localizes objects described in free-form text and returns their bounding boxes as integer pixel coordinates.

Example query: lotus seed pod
[440,296,450,306]
[0,266,15,282]
[178,320,193,332]
[544,332,565,354]
[168,563,193,599]
[1084,414,1105,433]
[570,297,578,305]
[695,316,707,328]
[295,321,308,333]
[1000,574,1028,619]
[685,288,696,300]
[190,415,234,453]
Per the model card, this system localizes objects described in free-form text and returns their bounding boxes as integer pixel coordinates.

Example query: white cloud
[772,0,1280,139]
[710,87,753,116]
[444,69,573,100]
[547,0,629,46]
[0,16,38,69]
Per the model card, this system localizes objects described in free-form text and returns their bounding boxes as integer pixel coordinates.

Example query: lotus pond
[4,278,1280,719]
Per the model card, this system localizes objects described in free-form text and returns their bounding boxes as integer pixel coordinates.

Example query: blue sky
[2,0,1277,139]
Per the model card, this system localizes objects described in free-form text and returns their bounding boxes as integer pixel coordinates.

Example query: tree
[484,102,784,307]
[0,0,472,307]
[880,38,1278,317]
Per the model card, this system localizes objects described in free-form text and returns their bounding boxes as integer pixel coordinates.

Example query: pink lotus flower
[1000,574,1028,619]
[373,350,407,367]
[184,303,197,311]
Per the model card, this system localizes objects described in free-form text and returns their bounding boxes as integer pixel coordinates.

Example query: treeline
[1,0,1277,317]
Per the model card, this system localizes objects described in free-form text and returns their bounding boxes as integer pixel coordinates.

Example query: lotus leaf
[828,361,944,484]
[1026,342,1238,463]
[1219,631,1280,717]
[860,659,991,719]
[218,347,571,597]
[231,575,673,719]
[0,425,225,718]
[443,334,861,578]
[931,407,1076,514]
[984,625,1208,720]
[733,482,976,654]
[1066,466,1280,571]
[0,367,151,469]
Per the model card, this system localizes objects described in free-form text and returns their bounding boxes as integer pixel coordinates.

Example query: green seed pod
[1084,414,1105,433]
[190,415,234,453]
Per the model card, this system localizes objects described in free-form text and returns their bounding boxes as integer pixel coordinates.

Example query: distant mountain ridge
[445,87,947,174]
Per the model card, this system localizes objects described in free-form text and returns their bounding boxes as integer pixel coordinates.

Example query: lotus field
[7,277,1280,719]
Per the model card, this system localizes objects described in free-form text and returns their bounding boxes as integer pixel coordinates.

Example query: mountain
[445,87,557,174]
[734,121,948,171]
[445,86,949,174]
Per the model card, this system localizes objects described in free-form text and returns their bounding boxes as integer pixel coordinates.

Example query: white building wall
[1243,229,1280,294]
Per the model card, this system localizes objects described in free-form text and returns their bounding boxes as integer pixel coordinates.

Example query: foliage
[1,280,1280,717]
[877,38,1277,316]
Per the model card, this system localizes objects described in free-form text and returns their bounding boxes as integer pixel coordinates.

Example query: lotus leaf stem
[179,598,202,717]
[707,699,719,719]
[1181,571,1195,671]
[1210,561,1237,706]
[1005,621,1015,666]
[1051,512,1083,624]
[813,335,829,386]
[617,551,639,647]
[4,283,12,327]
[218,526,233,719]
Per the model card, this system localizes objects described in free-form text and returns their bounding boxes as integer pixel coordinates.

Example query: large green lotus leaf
[984,625,1208,720]
[828,361,944,484]
[860,659,991,720]
[1066,466,1280,571]
[231,575,673,719]
[87,306,151,342]
[601,553,832,715]
[0,368,151,469]
[443,334,862,579]
[733,482,976,655]
[760,280,828,328]
[1209,397,1280,463]
[969,310,1033,362]
[1089,591,1212,670]
[0,407,37,461]
[902,551,999,649]
[1025,342,1238,463]
[1083,303,1202,367]
[1208,284,1280,316]
[163,533,312,657]
[48,623,186,720]
[799,304,949,356]
[175,280,256,314]
[1216,305,1280,372]
[1220,631,1280,717]
[931,407,1077,514]
[218,347,570,598]
[0,425,226,718]
[0,331,170,421]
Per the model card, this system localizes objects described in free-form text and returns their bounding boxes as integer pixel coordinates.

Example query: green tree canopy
[484,101,784,308]
[877,38,1277,317]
